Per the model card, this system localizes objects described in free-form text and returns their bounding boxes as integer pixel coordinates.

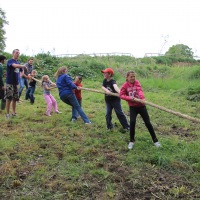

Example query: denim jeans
[73,99,82,118]
[19,77,28,97]
[26,86,35,104]
[105,98,129,129]
[61,93,90,123]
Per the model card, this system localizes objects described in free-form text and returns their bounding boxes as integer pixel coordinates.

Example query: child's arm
[43,82,51,90]
[113,84,120,93]
[49,80,56,87]
[102,86,111,95]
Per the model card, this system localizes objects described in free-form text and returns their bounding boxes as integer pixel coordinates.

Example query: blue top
[56,74,77,98]
[6,59,20,85]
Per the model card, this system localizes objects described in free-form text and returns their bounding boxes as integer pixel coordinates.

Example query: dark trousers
[0,88,6,110]
[25,86,35,104]
[105,99,129,129]
[129,106,158,143]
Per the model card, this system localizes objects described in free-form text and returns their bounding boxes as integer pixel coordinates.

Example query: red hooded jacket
[120,80,145,107]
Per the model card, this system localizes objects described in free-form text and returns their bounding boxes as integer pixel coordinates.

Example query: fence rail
[55,52,200,59]
[55,52,134,57]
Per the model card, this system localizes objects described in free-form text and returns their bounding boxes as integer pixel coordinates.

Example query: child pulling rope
[31,77,200,123]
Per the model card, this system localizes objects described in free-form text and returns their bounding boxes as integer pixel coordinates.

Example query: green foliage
[186,85,200,101]
[0,61,200,199]
[153,55,197,65]
[188,67,200,79]
[140,57,156,65]
[165,44,194,59]
[107,55,136,64]
[0,8,9,51]
[67,59,107,80]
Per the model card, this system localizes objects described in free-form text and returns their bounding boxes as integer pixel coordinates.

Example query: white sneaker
[6,114,10,119]
[154,142,161,147]
[71,118,76,122]
[128,142,134,150]
[85,122,91,124]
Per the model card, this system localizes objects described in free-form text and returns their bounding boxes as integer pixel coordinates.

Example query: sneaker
[85,122,91,124]
[46,114,51,116]
[56,111,62,114]
[6,114,10,119]
[12,113,17,116]
[128,142,134,150]
[154,142,161,147]
[71,118,76,122]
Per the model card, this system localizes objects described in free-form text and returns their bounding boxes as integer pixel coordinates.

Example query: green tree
[165,44,194,59]
[0,8,9,52]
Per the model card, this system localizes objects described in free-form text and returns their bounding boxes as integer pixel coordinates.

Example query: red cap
[101,68,114,76]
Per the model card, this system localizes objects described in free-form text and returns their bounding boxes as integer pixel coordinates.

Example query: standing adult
[19,57,34,100]
[5,49,27,119]
[0,55,6,111]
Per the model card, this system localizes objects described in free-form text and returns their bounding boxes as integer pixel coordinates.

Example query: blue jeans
[60,93,90,123]
[19,77,28,97]
[106,98,129,129]
[73,99,82,118]
[26,86,35,104]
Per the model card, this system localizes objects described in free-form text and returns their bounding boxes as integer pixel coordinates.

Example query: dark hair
[0,55,6,61]
[77,75,82,81]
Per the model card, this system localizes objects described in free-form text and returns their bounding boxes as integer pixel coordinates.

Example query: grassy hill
[0,55,199,199]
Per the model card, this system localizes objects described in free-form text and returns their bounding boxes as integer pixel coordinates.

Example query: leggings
[129,106,158,143]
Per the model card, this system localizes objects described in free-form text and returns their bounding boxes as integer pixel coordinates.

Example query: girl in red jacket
[120,71,161,149]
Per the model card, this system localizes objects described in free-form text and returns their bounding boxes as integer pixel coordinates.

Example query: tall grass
[0,59,199,199]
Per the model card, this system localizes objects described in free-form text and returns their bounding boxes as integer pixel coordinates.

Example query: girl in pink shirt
[120,71,161,149]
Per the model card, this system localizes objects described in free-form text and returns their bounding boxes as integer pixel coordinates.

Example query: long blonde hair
[41,75,49,87]
[55,66,67,78]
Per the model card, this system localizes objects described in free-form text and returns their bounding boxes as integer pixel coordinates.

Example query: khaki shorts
[5,84,19,101]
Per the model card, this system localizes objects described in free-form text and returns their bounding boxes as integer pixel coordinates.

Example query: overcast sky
[1,0,200,58]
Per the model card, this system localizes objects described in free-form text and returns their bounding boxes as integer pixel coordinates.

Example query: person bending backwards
[55,66,91,124]
[41,75,61,116]
[120,70,161,149]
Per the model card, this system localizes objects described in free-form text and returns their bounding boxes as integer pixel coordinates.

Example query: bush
[188,67,200,79]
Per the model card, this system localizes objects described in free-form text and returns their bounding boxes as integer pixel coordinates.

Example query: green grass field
[0,63,199,199]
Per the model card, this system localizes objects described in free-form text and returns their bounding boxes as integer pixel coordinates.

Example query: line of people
[0,49,161,149]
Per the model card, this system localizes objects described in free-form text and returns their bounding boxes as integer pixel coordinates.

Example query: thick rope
[29,77,200,123]
[81,87,200,123]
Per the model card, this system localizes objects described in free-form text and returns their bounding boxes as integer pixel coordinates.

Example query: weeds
[0,59,200,199]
